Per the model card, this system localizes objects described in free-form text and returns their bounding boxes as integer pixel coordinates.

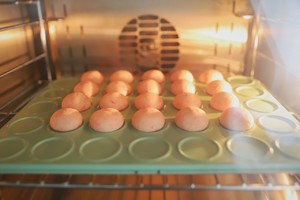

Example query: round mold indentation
[178,137,221,161]
[8,117,44,135]
[275,136,300,159]
[226,136,273,160]
[79,137,122,162]
[27,100,58,114]
[0,137,28,161]
[129,137,171,161]
[31,137,74,162]
[42,88,69,99]
[244,99,278,113]
[235,86,264,97]
[257,115,298,134]
[227,76,255,85]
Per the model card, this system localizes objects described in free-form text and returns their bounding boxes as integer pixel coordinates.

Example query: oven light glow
[254,34,259,48]
[49,24,56,35]
[200,27,248,43]
[0,32,23,41]
[242,15,253,20]
[284,189,298,200]
[0,33,12,41]
[181,27,248,44]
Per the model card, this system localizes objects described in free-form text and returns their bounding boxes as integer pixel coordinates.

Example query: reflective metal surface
[45,0,250,75]
[1,174,300,200]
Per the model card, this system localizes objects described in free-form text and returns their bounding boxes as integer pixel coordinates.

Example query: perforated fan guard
[119,14,179,71]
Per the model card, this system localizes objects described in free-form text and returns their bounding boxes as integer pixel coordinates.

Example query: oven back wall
[46,0,251,76]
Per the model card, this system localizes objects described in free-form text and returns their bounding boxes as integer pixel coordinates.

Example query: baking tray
[0,75,300,174]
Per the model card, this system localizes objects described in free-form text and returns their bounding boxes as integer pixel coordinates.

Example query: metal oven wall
[0,2,49,126]
[250,0,300,116]
[45,0,251,76]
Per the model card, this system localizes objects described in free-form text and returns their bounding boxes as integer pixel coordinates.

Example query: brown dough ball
[89,108,124,132]
[199,69,224,84]
[110,70,134,83]
[137,79,162,94]
[210,92,240,111]
[175,106,209,131]
[142,70,165,83]
[61,92,91,112]
[170,80,196,95]
[99,92,129,111]
[170,69,194,82]
[105,80,132,96]
[206,80,232,96]
[80,70,104,85]
[134,92,164,110]
[50,108,83,132]
[131,108,165,132]
[73,81,99,97]
[219,107,254,131]
[173,93,202,110]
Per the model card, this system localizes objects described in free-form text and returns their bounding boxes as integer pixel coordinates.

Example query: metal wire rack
[1,173,300,191]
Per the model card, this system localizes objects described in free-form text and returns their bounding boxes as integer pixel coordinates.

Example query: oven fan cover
[119,14,180,71]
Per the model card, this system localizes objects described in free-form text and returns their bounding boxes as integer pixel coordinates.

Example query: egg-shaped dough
[175,106,209,131]
[210,91,240,111]
[50,108,83,132]
[105,80,132,96]
[73,81,99,97]
[110,70,134,83]
[89,108,124,132]
[62,92,91,112]
[80,70,104,85]
[170,80,196,95]
[173,93,202,110]
[199,69,224,84]
[131,108,165,132]
[134,92,164,110]
[99,92,129,111]
[137,79,162,94]
[219,107,254,131]
[206,80,232,96]
[170,69,194,82]
[142,69,165,83]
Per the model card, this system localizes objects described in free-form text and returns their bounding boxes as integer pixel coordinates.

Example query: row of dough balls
[72,68,228,97]
[174,96,254,132]
[50,70,130,133]
[61,72,238,113]
[49,69,183,132]
[50,69,254,133]
[71,68,231,98]
[49,105,254,133]
[50,70,165,133]
[171,69,254,132]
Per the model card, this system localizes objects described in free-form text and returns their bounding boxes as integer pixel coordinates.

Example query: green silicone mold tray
[0,75,300,174]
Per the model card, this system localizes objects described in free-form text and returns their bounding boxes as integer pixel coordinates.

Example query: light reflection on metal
[37,0,52,81]
[242,15,254,20]
[0,31,19,41]
[181,26,248,44]
[284,189,299,200]
[49,24,56,35]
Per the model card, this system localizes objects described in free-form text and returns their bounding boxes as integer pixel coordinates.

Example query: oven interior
[1,0,300,199]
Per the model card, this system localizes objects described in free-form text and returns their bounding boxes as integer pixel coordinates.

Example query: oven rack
[1,174,300,191]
